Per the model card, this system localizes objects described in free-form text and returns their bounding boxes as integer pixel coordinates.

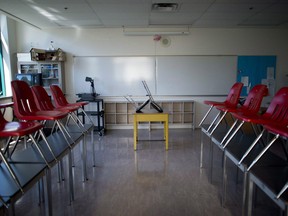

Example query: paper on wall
[241,76,249,87]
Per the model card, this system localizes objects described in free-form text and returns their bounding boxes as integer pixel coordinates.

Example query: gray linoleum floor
[13,129,279,216]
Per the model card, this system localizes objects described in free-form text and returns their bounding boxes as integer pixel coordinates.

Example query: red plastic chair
[11,80,75,147]
[50,84,88,109]
[241,121,288,215]
[11,80,83,202]
[199,82,244,168]
[31,85,94,180]
[199,82,243,128]
[227,87,288,164]
[50,85,94,125]
[0,102,48,191]
[214,84,268,147]
[221,87,288,210]
[31,85,82,127]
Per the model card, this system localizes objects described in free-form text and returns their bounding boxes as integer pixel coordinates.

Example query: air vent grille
[152,3,179,12]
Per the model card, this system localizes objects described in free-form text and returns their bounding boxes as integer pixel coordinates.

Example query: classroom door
[237,56,276,96]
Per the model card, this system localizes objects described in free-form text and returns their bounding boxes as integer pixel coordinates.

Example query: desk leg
[133,119,138,151]
[165,118,169,150]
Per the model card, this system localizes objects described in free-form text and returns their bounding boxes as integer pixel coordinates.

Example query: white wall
[14,23,288,127]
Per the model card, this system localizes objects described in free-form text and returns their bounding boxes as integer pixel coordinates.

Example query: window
[0,38,5,96]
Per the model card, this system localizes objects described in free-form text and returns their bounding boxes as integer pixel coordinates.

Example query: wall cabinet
[104,100,195,129]
[40,63,63,89]
[17,53,65,94]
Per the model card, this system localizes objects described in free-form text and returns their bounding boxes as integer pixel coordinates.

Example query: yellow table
[133,112,169,150]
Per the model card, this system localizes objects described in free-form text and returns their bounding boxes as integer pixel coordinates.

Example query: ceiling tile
[0,0,288,28]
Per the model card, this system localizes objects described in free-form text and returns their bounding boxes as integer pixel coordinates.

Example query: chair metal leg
[209,138,214,183]
[247,134,280,171]
[68,151,74,204]
[60,159,65,181]
[242,171,248,216]
[209,111,227,136]
[45,168,52,216]
[5,136,20,157]
[92,130,96,167]
[38,178,45,205]
[80,107,95,125]
[200,130,204,168]
[238,129,265,165]
[222,120,245,148]
[277,182,288,199]
[0,196,8,209]
[29,134,51,168]
[198,105,214,127]
[220,119,239,146]
[222,152,227,207]
[246,174,254,216]
[39,129,58,162]
[81,137,88,181]
[284,206,288,216]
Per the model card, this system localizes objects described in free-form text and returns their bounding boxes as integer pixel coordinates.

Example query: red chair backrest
[224,82,243,108]
[50,85,68,108]
[11,80,40,119]
[31,85,55,111]
[241,84,268,114]
[262,87,288,124]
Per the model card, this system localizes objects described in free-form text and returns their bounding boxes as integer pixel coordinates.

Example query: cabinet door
[40,63,61,87]
[19,63,39,74]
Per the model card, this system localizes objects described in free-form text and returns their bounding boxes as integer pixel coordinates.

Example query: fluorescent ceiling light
[123,27,190,36]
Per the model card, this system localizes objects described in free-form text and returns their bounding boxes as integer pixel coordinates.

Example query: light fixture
[123,27,190,36]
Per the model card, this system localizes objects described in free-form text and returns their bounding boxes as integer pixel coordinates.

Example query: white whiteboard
[156,56,237,95]
[73,55,237,96]
[73,56,156,96]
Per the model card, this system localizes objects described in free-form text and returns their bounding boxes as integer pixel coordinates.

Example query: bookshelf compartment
[104,100,194,129]
[116,114,128,124]
[105,103,116,113]
[105,114,116,124]
[173,102,182,112]
[116,103,127,113]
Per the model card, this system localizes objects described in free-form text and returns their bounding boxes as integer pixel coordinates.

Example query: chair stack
[200,83,288,215]
[0,80,95,215]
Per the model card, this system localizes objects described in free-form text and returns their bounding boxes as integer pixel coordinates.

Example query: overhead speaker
[161,36,171,47]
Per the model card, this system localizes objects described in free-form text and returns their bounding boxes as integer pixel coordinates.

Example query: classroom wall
[13,21,288,126]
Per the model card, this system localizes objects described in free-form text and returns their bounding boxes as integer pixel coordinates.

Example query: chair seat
[0,121,43,137]
[264,124,288,137]
[60,101,89,109]
[204,101,239,110]
[231,112,271,124]
[55,105,79,113]
[204,100,226,106]
[17,110,68,121]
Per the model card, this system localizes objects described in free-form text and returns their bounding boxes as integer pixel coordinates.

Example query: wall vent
[152,3,179,12]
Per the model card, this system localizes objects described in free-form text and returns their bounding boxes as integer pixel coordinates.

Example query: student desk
[133,112,169,150]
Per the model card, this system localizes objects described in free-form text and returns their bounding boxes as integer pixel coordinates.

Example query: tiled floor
[10,129,279,216]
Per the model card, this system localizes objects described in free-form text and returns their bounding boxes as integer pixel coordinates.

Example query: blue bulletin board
[237,56,277,96]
